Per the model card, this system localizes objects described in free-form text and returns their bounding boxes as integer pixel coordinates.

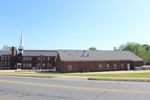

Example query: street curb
[88,78,150,82]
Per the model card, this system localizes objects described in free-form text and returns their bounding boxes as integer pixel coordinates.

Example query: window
[36,63,40,67]
[1,62,4,66]
[47,57,50,61]
[43,63,45,67]
[47,63,51,67]
[24,57,32,61]
[29,63,32,67]
[8,62,10,66]
[23,63,32,67]
[121,64,124,69]
[1,56,4,60]
[114,64,117,69]
[23,64,26,67]
[68,65,72,71]
[4,62,7,66]
[107,64,109,70]
[23,57,26,61]
[99,64,102,70]
[26,57,29,61]
[29,57,32,61]
[8,56,10,60]
[24,57,27,61]
[4,56,7,60]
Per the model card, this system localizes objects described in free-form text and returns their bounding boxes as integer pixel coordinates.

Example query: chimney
[12,47,15,56]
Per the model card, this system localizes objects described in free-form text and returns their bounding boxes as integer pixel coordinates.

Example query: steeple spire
[20,32,24,46]
[18,32,24,54]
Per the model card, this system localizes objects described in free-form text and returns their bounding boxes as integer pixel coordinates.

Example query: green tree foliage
[118,42,150,64]
[142,44,150,51]
[3,45,17,51]
[89,47,97,50]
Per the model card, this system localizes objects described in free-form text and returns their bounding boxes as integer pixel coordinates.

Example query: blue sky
[0,0,150,50]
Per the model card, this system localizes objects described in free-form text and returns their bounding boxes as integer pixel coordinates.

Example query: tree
[142,44,150,63]
[118,42,150,64]
[89,47,97,50]
[3,45,17,51]
[142,44,150,51]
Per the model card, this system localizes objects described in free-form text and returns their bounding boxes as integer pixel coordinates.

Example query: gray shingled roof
[58,50,143,61]
[0,51,12,56]
[23,50,57,56]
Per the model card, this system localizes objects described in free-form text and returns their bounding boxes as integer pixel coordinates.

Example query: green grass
[63,72,150,78]
[0,71,150,78]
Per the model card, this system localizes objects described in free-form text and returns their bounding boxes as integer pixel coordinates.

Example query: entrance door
[17,63,22,69]
[127,64,130,70]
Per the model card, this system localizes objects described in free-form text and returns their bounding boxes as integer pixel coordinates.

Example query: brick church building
[0,33,143,72]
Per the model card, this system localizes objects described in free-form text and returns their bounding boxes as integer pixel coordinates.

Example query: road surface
[0,76,150,100]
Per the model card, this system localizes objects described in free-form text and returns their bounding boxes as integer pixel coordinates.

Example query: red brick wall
[58,60,143,73]
[0,56,12,67]
[80,61,96,72]
[63,61,80,72]
[21,56,56,69]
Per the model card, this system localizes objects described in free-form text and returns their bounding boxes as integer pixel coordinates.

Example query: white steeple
[20,32,24,46]
[18,32,24,54]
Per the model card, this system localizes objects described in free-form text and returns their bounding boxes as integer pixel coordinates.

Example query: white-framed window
[26,57,29,61]
[29,63,32,67]
[107,64,110,70]
[23,63,32,67]
[4,56,7,60]
[8,62,10,66]
[68,65,72,71]
[1,56,4,60]
[29,57,32,61]
[23,57,26,61]
[23,64,26,67]
[23,57,32,61]
[121,64,124,69]
[43,63,45,67]
[8,56,10,60]
[47,57,50,61]
[24,57,27,61]
[99,64,102,70]
[114,64,117,69]
[4,62,7,66]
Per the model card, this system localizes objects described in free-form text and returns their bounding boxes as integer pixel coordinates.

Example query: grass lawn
[1,71,150,82]
[1,71,150,78]
[63,72,150,78]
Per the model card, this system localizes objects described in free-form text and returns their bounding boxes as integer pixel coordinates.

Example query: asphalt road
[0,76,150,100]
